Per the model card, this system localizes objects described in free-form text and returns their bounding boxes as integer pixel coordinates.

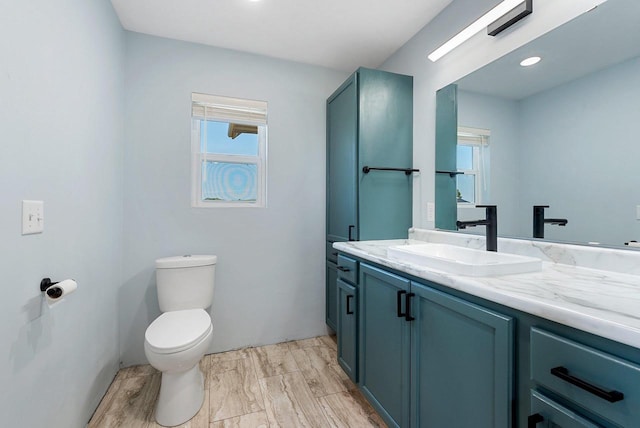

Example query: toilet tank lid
[156,255,217,269]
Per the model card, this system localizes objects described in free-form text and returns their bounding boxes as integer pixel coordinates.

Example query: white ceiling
[110,0,453,72]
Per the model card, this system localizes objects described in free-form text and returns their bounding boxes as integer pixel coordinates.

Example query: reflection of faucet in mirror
[456,205,497,252]
[533,205,568,239]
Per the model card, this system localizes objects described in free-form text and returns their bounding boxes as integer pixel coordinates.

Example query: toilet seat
[145,309,212,354]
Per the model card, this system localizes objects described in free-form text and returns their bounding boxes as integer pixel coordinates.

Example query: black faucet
[533,205,568,239]
[456,205,497,252]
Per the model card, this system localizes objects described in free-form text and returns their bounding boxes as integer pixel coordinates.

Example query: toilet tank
[155,255,217,312]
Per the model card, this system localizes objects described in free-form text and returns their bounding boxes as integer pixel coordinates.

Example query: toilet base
[154,363,205,427]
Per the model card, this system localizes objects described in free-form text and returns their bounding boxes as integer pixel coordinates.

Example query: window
[456,127,490,206]
[191,93,267,207]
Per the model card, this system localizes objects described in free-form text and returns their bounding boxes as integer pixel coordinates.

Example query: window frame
[190,93,268,208]
[456,126,490,208]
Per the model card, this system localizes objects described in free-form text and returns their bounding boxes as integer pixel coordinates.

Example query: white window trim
[457,126,490,208]
[190,93,268,208]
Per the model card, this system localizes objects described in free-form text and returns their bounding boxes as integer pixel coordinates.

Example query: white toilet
[144,255,217,427]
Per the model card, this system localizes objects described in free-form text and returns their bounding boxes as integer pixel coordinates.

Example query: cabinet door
[529,390,603,427]
[326,262,338,331]
[358,68,413,240]
[410,281,513,428]
[327,74,358,243]
[359,264,411,428]
[337,279,358,382]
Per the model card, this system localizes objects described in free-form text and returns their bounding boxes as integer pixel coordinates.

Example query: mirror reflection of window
[456,127,490,206]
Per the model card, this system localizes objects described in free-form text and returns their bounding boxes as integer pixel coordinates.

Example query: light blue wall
[0,0,125,426]
[121,32,349,365]
[379,0,604,229]
[518,56,640,245]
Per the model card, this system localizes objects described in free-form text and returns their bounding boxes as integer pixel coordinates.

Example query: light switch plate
[637,205,640,220]
[427,202,435,222]
[22,200,44,235]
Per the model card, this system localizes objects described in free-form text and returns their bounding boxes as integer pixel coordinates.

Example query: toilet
[144,255,217,427]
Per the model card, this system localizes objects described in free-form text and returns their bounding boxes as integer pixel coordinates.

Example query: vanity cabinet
[326,67,413,331]
[359,264,412,428]
[337,279,358,381]
[528,328,640,427]
[326,262,338,330]
[336,255,359,382]
[529,391,601,427]
[411,282,513,428]
[337,250,640,428]
[358,262,513,428]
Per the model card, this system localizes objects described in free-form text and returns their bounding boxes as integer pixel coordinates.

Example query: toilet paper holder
[40,278,58,292]
[40,277,78,303]
[40,277,68,298]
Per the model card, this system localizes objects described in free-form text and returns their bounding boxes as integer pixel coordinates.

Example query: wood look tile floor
[88,335,386,428]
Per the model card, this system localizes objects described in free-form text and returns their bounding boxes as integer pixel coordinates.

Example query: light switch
[637,205,640,220]
[22,200,44,235]
[427,202,435,222]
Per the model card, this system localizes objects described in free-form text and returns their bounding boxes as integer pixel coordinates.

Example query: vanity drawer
[530,328,640,427]
[336,254,357,284]
[529,390,602,427]
[327,241,338,263]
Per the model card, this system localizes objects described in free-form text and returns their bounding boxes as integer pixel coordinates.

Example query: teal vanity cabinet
[358,262,513,428]
[336,255,359,382]
[528,328,640,428]
[325,261,338,330]
[326,68,413,331]
[339,251,640,428]
[359,264,412,428]
[529,391,602,427]
[410,282,513,428]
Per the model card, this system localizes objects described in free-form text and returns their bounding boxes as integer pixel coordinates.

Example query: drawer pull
[397,290,407,317]
[331,252,338,256]
[550,366,624,403]
[527,413,544,428]
[336,266,351,272]
[405,292,415,321]
[346,294,354,314]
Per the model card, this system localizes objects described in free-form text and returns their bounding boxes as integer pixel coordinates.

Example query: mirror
[435,0,640,248]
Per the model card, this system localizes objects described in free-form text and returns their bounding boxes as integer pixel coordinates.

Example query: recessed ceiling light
[520,56,541,67]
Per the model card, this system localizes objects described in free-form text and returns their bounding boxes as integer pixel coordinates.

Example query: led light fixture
[428,0,532,62]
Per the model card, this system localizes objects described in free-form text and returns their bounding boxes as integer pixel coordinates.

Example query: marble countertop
[333,238,640,350]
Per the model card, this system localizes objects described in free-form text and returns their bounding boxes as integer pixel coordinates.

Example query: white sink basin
[387,243,542,277]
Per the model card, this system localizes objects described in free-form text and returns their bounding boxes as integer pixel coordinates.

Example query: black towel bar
[362,166,419,175]
[436,170,464,177]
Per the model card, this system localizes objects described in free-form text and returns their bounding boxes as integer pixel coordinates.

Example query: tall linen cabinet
[326,67,414,330]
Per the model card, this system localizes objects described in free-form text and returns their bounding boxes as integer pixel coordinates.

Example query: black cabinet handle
[397,290,407,317]
[331,252,338,256]
[527,413,544,428]
[405,292,415,321]
[348,225,355,241]
[346,295,354,315]
[336,266,351,272]
[550,366,624,403]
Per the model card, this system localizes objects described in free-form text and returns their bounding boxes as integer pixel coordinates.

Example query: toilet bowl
[144,255,217,427]
[144,309,213,426]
